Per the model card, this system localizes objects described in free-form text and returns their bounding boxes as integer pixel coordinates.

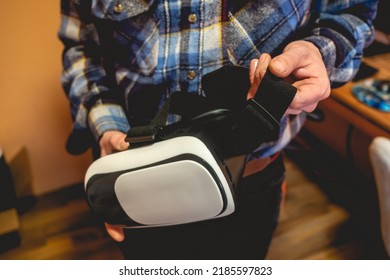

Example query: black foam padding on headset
[254,71,296,120]
[201,65,250,112]
[201,66,296,120]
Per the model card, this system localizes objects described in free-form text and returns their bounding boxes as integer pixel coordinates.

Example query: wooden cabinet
[303,54,390,179]
[304,97,390,179]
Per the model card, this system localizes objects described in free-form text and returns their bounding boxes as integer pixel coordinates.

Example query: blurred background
[0,1,92,196]
[0,1,389,260]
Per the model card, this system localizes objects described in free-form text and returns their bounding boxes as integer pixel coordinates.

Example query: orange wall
[0,2,93,195]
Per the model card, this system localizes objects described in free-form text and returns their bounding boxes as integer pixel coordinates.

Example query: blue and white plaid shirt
[59,0,377,157]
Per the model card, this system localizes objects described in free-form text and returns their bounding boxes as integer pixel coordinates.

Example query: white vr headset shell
[84,136,238,228]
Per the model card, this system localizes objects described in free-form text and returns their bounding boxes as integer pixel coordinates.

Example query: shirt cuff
[88,104,130,141]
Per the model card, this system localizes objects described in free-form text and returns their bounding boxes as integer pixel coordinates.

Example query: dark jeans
[116,155,285,260]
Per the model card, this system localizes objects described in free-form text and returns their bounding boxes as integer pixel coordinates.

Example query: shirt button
[188,13,198,23]
[114,3,123,13]
[187,70,196,80]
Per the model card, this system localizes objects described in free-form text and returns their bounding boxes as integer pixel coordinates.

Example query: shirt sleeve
[302,0,378,87]
[58,0,130,154]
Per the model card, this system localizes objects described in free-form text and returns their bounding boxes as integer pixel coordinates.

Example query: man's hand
[249,40,331,115]
[99,130,128,241]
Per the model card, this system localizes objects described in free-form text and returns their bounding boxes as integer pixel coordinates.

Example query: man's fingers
[268,41,320,78]
[269,52,301,78]
[249,59,258,85]
[248,53,271,99]
[105,223,125,242]
[288,81,330,113]
[112,133,129,151]
[99,131,128,157]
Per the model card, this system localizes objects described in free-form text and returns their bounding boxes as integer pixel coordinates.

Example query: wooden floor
[1,132,388,260]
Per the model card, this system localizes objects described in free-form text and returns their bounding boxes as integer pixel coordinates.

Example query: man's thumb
[269,57,290,77]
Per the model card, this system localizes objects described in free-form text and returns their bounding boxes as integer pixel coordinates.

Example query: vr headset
[84,66,296,228]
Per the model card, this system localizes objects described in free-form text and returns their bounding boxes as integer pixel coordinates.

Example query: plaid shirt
[59,0,377,157]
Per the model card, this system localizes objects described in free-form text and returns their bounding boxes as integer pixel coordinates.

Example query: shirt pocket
[223,11,262,66]
[91,0,159,76]
[223,1,309,65]
[91,0,156,20]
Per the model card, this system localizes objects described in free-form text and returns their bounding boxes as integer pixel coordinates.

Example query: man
[59,0,377,259]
